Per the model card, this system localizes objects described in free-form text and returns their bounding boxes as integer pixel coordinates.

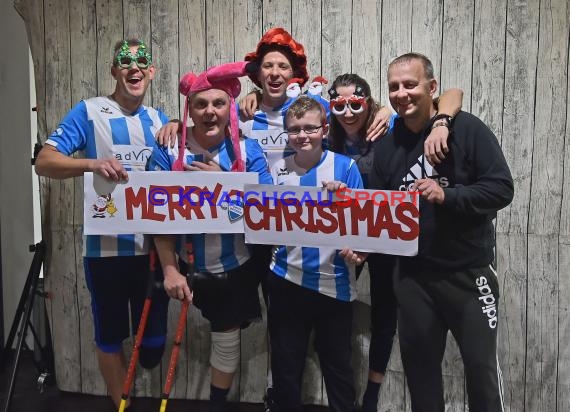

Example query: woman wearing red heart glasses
[327,73,463,412]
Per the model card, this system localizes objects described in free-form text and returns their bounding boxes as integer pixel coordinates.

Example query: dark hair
[285,95,327,125]
[328,73,379,154]
[388,52,434,80]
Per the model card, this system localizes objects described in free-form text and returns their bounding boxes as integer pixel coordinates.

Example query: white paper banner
[243,184,419,255]
[84,171,258,234]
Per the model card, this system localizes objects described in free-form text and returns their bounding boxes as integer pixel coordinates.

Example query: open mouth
[127,77,142,85]
[268,81,283,90]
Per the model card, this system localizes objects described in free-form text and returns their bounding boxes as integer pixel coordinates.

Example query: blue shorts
[84,255,169,353]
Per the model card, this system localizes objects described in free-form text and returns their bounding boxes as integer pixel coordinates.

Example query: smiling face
[257,50,294,107]
[111,45,155,111]
[189,89,231,148]
[387,58,437,131]
[333,85,369,139]
[286,109,328,159]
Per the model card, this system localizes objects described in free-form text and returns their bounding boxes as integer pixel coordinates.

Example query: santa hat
[176,61,251,172]
[285,77,305,98]
[307,76,329,96]
[244,27,308,88]
[311,76,328,85]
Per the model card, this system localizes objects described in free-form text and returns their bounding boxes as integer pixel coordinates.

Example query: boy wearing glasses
[35,39,173,411]
[267,95,363,412]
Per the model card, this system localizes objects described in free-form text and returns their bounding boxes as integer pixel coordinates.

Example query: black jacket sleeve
[441,112,514,215]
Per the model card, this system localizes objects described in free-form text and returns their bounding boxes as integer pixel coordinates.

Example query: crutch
[158,243,194,412]
[118,247,159,412]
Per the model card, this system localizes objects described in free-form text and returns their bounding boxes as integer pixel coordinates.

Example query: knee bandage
[210,329,240,373]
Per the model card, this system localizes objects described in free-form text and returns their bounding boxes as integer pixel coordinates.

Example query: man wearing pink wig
[149,61,272,412]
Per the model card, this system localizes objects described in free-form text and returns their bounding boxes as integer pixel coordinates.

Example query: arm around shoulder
[435,88,463,117]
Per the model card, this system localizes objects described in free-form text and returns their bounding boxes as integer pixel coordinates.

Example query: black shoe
[138,344,165,369]
[263,387,277,412]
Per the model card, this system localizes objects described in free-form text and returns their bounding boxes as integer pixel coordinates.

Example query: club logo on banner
[220,199,245,222]
[84,171,258,235]
[243,184,419,255]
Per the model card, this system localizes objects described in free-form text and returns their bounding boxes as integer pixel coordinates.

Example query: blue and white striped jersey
[46,96,168,257]
[148,132,272,274]
[239,99,294,170]
[239,95,331,170]
[269,150,363,301]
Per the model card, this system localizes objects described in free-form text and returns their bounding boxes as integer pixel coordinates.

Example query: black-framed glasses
[286,125,324,137]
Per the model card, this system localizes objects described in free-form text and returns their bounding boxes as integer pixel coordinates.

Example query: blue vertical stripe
[117,234,135,256]
[139,109,158,146]
[274,246,288,277]
[333,252,350,301]
[86,235,101,257]
[214,141,232,170]
[252,111,270,130]
[279,106,288,128]
[85,120,97,158]
[220,234,240,271]
[300,168,317,187]
[300,247,320,291]
[110,117,130,144]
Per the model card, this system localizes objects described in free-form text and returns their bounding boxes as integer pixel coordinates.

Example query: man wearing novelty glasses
[35,39,173,411]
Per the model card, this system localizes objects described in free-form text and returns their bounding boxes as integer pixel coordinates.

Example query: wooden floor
[0,350,329,412]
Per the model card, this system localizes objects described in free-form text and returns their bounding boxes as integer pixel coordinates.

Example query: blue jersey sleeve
[388,113,398,131]
[46,101,90,155]
[157,108,169,125]
[346,160,364,189]
[245,139,273,184]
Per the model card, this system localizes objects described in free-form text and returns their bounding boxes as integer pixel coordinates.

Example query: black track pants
[394,265,504,412]
[368,253,397,374]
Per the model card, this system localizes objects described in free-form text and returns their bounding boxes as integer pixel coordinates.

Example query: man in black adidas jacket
[369,53,513,412]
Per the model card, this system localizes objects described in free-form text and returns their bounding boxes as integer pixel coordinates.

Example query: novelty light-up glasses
[329,95,368,116]
[114,40,152,69]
